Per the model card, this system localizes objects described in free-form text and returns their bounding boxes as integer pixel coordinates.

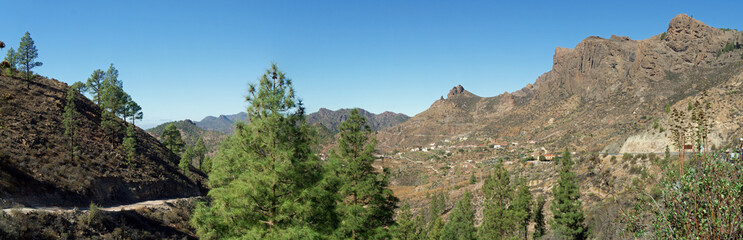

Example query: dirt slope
[0,75,207,208]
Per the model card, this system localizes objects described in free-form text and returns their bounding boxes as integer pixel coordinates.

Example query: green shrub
[648,153,657,162]
[717,42,740,56]
[622,153,633,161]
[660,32,666,41]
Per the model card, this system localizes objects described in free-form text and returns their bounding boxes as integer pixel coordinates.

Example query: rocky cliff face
[378,14,743,152]
[0,75,206,208]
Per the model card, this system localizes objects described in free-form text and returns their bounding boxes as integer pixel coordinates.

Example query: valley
[1,10,743,240]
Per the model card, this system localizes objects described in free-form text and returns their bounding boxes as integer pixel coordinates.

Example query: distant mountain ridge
[307,108,410,132]
[188,109,409,134]
[194,112,247,134]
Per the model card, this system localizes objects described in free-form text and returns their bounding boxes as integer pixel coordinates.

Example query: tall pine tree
[391,202,418,240]
[533,195,546,239]
[191,63,329,239]
[551,148,586,239]
[329,108,398,239]
[513,180,533,240]
[122,124,136,166]
[62,82,84,161]
[85,69,105,106]
[16,32,42,85]
[441,190,476,240]
[479,163,516,239]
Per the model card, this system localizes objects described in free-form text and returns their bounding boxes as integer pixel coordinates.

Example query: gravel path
[1,197,195,214]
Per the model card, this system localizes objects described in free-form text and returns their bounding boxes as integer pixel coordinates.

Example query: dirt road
[1,197,196,214]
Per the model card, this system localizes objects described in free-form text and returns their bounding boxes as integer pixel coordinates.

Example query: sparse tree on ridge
[328,108,398,239]
[85,69,105,106]
[122,124,136,166]
[124,95,143,126]
[63,82,85,161]
[100,64,128,117]
[16,32,42,86]
[161,123,185,155]
[190,64,331,239]
[4,47,18,70]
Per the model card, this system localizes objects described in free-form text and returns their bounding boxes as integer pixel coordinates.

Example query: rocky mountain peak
[447,85,472,98]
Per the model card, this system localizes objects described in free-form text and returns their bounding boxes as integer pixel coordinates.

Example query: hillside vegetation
[0,75,206,208]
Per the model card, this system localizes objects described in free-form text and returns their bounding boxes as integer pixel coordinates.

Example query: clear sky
[3,1,743,129]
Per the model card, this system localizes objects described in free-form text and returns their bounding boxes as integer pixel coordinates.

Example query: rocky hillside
[378,14,743,153]
[0,75,207,208]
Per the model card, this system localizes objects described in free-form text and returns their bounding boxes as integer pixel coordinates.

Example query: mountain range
[377,14,743,154]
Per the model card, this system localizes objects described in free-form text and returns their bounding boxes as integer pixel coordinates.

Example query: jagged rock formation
[378,14,743,153]
[0,75,207,208]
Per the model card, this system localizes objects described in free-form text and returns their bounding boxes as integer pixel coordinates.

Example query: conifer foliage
[191,64,328,239]
[550,149,586,239]
[329,108,398,239]
[63,82,85,161]
[479,163,516,239]
[441,190,476,240]
[16,32,42,85]
[162,123,185,155]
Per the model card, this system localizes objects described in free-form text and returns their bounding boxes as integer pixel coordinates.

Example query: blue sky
[3,1,743,129]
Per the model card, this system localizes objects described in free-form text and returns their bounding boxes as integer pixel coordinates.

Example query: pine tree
[441,190,476,240]
[180,145,193,174]
[551,148,586,239]
[85,69,105,106]
[191,63,329,239]
[427,216,444,240]
[392,202,417,240]
[428,192,447,223]
[16,32,42,85]
[62,82,84,161]
[329,108,398,239]
[100,64,128,118]
[122,124,136,166]
[193,137,207,170]
[124,96,143,126]
[513,180,533,240]
[161,123,185,155]
[469,172,476,184]
[479,163,516,239]
[533,195,546,239]
[4,47,18,69]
